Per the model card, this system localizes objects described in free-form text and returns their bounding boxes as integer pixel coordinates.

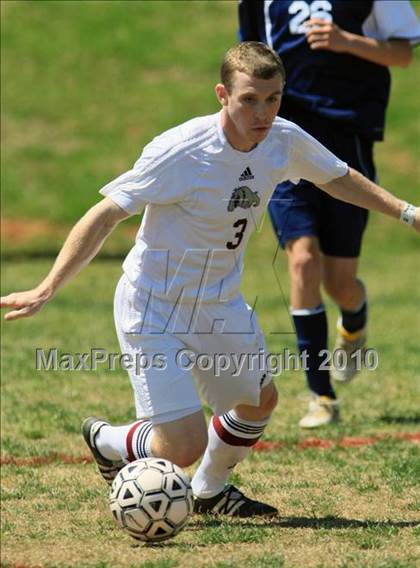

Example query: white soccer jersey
[100,112,347,302]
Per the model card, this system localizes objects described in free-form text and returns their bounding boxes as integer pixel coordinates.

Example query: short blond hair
[221,42,285,93]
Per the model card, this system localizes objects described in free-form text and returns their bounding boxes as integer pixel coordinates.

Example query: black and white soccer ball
[109,458,194,542]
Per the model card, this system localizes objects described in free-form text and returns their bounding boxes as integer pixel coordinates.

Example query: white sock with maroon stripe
[191,410,269,499]
[95,420,154,462]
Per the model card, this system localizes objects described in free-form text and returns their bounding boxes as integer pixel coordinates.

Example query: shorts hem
[137,405,202,425]
[280,230,318,249]
[321,249,361,259]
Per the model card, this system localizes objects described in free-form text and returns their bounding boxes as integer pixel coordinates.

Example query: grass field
[1,1,420,567]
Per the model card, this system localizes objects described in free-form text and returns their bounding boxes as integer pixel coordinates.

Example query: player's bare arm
[0,197,130,321]
[305,18,412,67]
[319,168,420,232]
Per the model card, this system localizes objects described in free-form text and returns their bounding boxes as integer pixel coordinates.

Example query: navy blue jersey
[239,0,404,140]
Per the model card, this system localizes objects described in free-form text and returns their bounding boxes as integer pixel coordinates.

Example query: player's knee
[256,382,278,418]
[264,385,279,414]
[152,413,208,467]
[172,437,208,468]
[290,250,321,288]
[234,382,278,421]
[153,442,206,468]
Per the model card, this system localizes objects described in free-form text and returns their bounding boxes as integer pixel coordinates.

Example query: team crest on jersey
[227,186,260,212]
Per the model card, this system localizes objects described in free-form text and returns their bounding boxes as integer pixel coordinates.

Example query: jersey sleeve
[286,125,348,186]
[362,0,420,45]
[98,140,189,214]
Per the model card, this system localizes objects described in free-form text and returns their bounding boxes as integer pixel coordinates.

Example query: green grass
[1,0,237,224]
[1,1,420,567]
[1,248,419,567]
[2,0,419,231]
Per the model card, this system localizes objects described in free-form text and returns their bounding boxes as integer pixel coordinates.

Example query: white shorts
[114,275,272,422]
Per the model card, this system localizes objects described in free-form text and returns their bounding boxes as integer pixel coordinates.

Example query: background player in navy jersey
[239,0,420,428]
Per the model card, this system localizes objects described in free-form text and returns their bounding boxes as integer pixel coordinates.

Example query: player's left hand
[305,18,349,53]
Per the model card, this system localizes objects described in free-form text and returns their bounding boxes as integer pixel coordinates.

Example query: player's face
[216,71,283,152]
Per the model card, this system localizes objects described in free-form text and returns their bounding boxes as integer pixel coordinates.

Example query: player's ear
[215,83,228,106]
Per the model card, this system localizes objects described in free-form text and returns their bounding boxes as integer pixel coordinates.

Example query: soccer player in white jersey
[1,42,419,517]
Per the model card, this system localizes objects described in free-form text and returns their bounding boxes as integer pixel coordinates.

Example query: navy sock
[340,300,368,333]
[292,304,336,399]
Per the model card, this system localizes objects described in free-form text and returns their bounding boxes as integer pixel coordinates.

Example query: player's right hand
[305,18,349,53]
[0,288,50,321]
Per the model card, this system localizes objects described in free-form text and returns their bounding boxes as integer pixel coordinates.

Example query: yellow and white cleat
[299,395,340,428]
[332,319,367,383]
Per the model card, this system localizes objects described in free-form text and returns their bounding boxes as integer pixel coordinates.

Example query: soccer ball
[109,458,194,542]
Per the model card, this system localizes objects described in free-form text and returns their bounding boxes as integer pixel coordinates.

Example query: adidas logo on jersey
[239,167,254,181]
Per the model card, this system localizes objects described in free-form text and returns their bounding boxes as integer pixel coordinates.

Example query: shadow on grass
[192,515,420,530]
[379,414,420,425]
[276,516,419,529]
[128,516,419,549]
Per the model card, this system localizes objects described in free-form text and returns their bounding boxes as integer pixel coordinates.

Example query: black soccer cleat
[82,416,124,486]
[193,484,278,518]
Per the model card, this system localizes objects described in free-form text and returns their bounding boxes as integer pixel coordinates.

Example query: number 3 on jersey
[289,0,332,34]
[226,218,248,250]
